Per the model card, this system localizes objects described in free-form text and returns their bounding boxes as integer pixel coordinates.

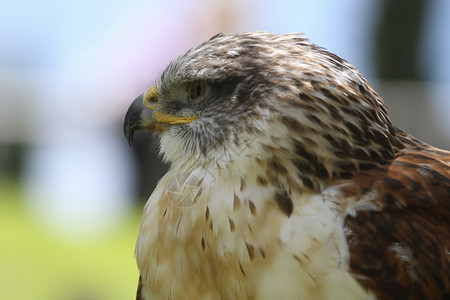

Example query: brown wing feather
[341,145,450,299]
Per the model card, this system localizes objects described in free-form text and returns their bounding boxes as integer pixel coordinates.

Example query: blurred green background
[0,178,140,300]
[0,0,449,299]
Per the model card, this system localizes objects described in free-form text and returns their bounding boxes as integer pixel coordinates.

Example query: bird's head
[124,32,405,189]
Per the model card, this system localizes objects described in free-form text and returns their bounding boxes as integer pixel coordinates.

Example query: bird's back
[337,141,450,299]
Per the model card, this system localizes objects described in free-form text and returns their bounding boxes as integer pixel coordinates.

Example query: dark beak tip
[126,136,134,147]
[123,116,134,147]
[123,92,157,148]
[123,123,135,147]
[123,93,146,148]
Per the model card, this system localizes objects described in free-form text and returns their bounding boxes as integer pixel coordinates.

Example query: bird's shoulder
[333,145,450,299]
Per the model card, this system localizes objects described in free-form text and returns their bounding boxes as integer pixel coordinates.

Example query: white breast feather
[135,160,375,299]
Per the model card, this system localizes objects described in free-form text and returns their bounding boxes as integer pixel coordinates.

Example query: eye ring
[189,81,206,100]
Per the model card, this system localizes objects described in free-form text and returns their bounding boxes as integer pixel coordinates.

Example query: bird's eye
[189,81,205,100]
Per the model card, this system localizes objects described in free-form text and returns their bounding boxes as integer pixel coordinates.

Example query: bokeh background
[1,0,449,299]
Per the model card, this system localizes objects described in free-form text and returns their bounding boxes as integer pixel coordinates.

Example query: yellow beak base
[144,85,197,125]
[124,85,198,145]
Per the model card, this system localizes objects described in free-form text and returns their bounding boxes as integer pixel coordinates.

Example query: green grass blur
[0,178,141,300]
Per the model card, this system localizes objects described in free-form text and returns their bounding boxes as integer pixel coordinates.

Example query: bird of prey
[124,32,450,300]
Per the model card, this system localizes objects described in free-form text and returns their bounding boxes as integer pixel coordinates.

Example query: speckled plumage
[124,32,450,300]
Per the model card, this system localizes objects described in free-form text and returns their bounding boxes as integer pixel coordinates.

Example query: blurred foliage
[0,178,140,300]
[374,0,427,80]
[0,145,24,180]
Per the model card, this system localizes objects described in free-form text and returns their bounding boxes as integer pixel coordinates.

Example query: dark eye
[189,81,205,100]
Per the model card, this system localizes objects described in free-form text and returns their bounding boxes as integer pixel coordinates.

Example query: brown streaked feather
[340,144,450,299]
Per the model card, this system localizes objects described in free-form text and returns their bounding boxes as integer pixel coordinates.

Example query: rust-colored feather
[340,143,450,299]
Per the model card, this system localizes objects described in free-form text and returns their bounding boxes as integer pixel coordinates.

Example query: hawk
[123,32,450,299]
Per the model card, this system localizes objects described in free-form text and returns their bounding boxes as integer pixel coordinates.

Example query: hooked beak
[123,92,155,146]
[123,85,197,146]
